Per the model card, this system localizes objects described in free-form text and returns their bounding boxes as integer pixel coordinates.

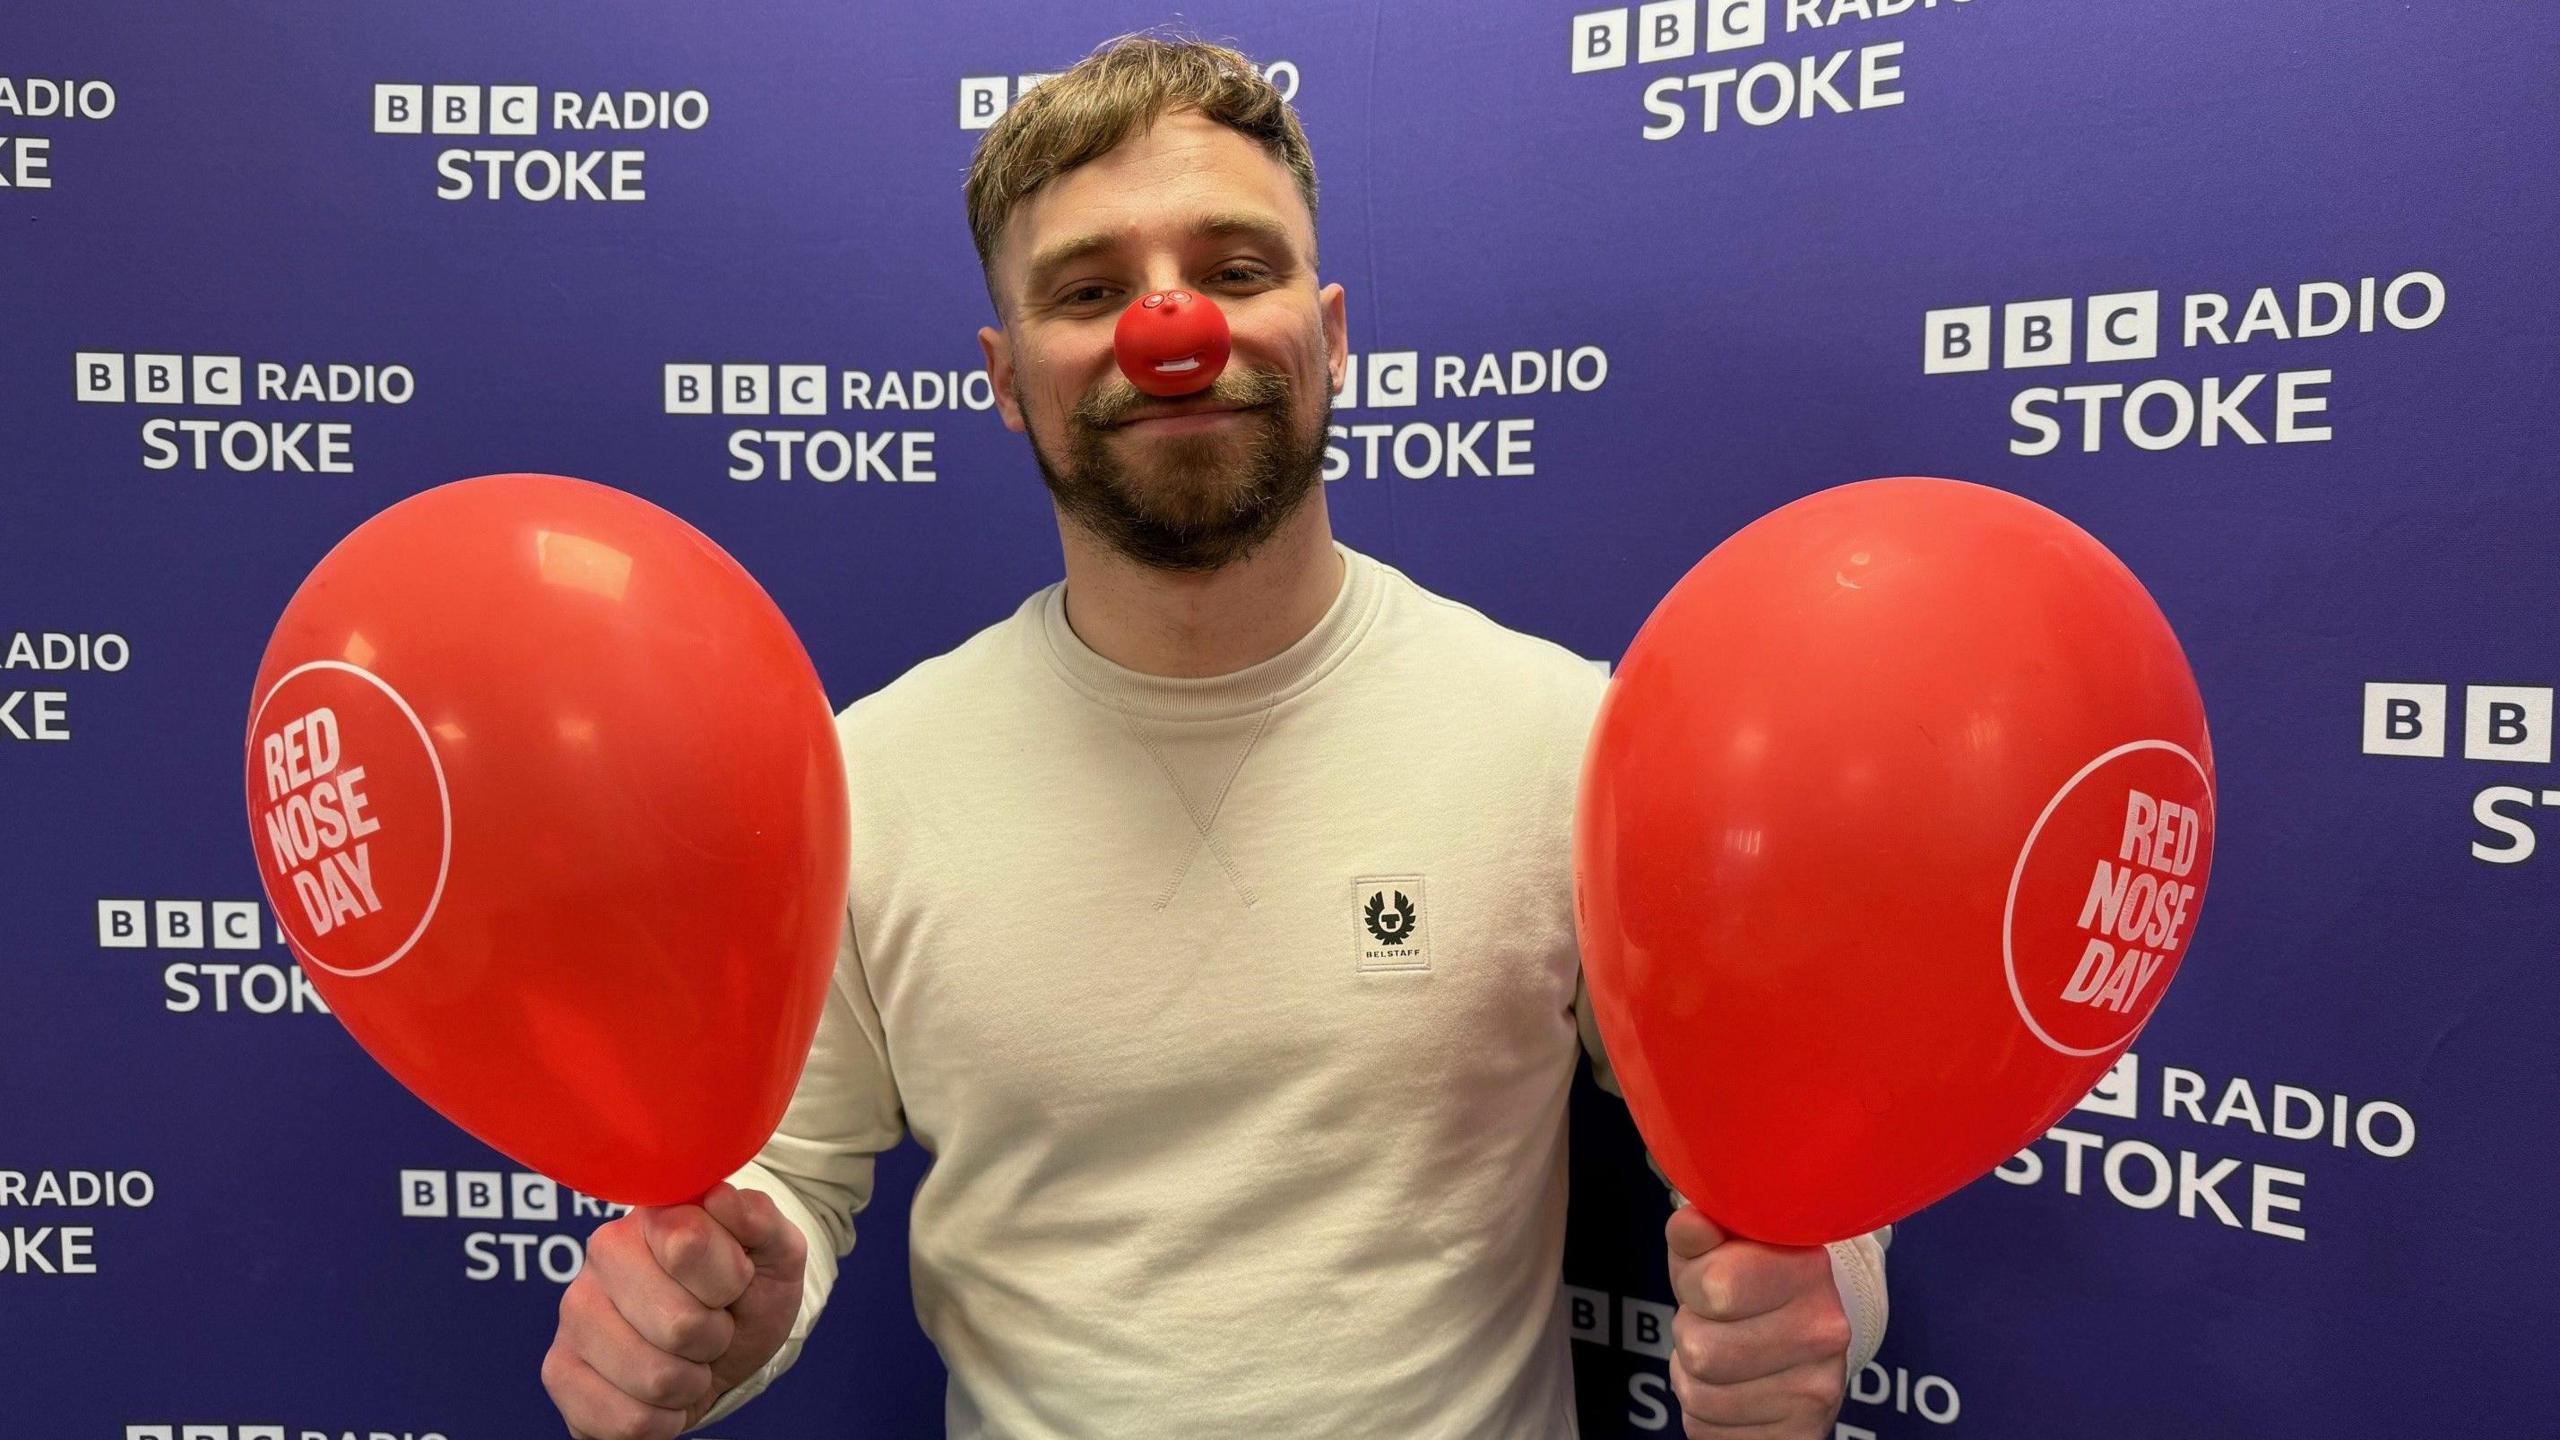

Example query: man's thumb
[701,1181,791,1267]
[1665,1202,1728,1260]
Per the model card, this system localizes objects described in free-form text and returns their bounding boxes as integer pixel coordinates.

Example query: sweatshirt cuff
[1824,1225,1892,1382]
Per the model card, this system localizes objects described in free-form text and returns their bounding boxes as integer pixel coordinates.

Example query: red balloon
[1575,477,2215,1245]
[243,474,847,1206]
[1114,288,1231,396]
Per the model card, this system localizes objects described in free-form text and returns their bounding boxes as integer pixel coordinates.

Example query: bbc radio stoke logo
[1920,269,2446,456]
[959,60,1299,130]
[122,1414,448,1424]
[1564,1277,1961,1432]
[74,351,415,475]
[2362,681,2560,864]
[661,361,997,484]
[1995,1049,2417,1243]
[3,629,128,744]
[372,83,709,201]
[401,1167,630,1283]
[1,1168,156,1277]
[0,75,116,190]
[95,897,332,1016]
[1568,0,1975,141]
[1324,344,1610,482]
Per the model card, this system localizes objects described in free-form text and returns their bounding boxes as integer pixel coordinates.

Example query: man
[541,35,1888,1440]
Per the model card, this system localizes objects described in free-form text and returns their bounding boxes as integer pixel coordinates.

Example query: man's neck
[1055,493,1346,679]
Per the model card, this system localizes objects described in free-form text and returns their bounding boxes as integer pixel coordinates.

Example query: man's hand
[1663,1203,1851,1438]
[541,1181,807,1440]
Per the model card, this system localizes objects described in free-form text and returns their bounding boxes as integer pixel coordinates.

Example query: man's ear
[1319,281,1348,397]
[978,324,1026,434]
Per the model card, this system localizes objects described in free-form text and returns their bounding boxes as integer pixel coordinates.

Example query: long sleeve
[694,905,908,1428]
[1572,973,1892,1380]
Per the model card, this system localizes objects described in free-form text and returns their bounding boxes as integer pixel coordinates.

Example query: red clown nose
[1114,289,1231,397]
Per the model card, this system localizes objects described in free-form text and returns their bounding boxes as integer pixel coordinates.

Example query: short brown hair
[964,33,1319,303]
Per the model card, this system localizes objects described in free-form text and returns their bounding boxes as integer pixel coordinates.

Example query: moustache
[1070,369,1294,431]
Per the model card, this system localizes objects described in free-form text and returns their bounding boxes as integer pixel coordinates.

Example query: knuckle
[1698,1271,1734,1319]
[1815,1307,1853,1356]
[1671,1312,1713,1379]
[1682,1375,1750,1428]
[1667,1359,1702,1413]
[558,1275,604,1331]
[631,1351,711,1410]
[660,1221,711,1276]
[1804,1362,1848,1410]
[665,1303,734,1358]
[591,1215,639,1260]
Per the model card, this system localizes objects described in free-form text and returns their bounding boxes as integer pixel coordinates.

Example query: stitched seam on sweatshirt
[1129,709,1270,908]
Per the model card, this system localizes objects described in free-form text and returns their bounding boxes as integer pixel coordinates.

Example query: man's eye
[1061,285,1115,306]
[1212,265,1272,285]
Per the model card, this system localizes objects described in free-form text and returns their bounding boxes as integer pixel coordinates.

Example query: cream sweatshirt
[702,542,1889,1437]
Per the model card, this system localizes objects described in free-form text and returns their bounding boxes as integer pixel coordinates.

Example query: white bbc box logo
[212,900,261,947]
[1637,1,1698,63]
[2004,297,2074,370]
[960,76,1009,129]
[430,84,482,135]
[402,1167,559,1219]
[667,362,825,415]
[1563,1283,1610,1343]
[720,364,771,416]
[2086,290,2161,363]
[1704,0,1768,51]
[134,353,186,403]
[513,1171,561,1220]
[456,1169,505,1217]
[488,85,540,135]
[75,352,243,405]
[1581,0,1759,68]
[400,1169,450,1216]
[665,363,713,414]
[97,899,267,949]
[1364,351,1419,408]
[152,901,204,950]
[98,899,146,949]
[1926,290,2158,374]
[778,363,827,415]
[192,354,244,405]
[1570,9,1631,72]
[124,1429,284,1440]
[1621,1296,1675,1358]
[374,84,425,134]
[378,83,537,136]
[2465,685,2553,764]
[1922,306,1993,375]
[2363,682,2448,758]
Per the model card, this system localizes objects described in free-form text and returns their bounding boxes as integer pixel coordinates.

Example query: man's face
[979,109,1347,574]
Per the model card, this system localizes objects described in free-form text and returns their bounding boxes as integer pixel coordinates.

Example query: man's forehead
[998,113,1312,281]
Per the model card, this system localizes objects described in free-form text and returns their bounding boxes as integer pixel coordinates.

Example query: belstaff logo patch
[1353,875,1429,973]
[1365,890,1418,946]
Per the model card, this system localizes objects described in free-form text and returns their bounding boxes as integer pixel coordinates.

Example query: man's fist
[542,1181,807,1440]
[1663,1203,1851,1439]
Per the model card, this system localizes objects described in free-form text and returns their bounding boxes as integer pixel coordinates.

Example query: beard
[1022,364,1331,575]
